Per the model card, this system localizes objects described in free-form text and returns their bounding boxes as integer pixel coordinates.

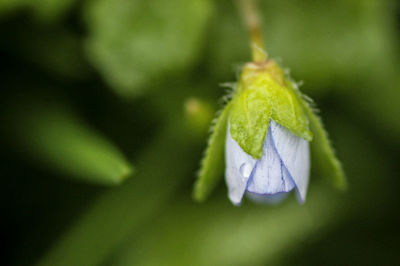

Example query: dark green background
[1,0,399,265]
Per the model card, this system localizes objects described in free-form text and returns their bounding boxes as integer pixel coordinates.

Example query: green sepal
[271,81,313,142]
[193,101,232,201]
[229,61,312,159]
[295,89,347,189]
[229,86,272,159]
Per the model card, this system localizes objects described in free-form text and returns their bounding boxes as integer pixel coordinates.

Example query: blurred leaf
[36,116,196,266]
[0,0,77,21]
[194,102,231,202]
[7,101,132,186]
[84,0,213,97]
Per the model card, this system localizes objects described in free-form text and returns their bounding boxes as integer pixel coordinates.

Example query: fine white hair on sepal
[296,80,304,88]
[283,67,291,76]
[219,82,237,89]
[233,62,248,80]
[218,83,236,104]
[225,124,257,205]
[269,120,310,203]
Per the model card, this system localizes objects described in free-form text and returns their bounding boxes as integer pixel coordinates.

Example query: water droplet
[239,163,253,181]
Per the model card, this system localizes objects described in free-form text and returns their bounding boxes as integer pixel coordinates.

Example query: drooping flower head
[194,59,346,205]
[225,60,312,205]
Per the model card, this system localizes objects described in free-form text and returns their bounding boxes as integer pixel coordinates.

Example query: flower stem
[238,0,267,62]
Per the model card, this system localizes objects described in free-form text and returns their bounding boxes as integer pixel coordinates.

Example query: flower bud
[194,59,346,205]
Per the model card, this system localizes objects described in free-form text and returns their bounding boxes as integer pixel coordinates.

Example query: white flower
[225,120,310,205]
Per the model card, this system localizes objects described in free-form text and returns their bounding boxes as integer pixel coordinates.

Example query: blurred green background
[1,0,399,265]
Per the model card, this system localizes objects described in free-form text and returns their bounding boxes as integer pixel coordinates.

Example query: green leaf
[193,102,232,202]
[84,0,213,97]
[296,91,347,189]
[230,85,272,159]
[10,103,133,186]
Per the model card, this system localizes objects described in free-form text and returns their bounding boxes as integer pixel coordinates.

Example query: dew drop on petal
[239,163,253,181]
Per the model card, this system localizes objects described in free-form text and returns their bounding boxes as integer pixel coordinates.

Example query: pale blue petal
[246,191,289,205]
[225,124,257,205]
[246,125,296,195]
[269,120,310,203]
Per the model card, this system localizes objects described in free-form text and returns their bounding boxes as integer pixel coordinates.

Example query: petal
[225,124,257,205]
[246,125,296,195]
[269,120,310,203]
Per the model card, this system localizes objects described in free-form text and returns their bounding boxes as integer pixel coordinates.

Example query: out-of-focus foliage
[4,98,133,185]
[184,98,214,139]
[0,0,77,21]
[1,0,399,265]
[84,0,213,97]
